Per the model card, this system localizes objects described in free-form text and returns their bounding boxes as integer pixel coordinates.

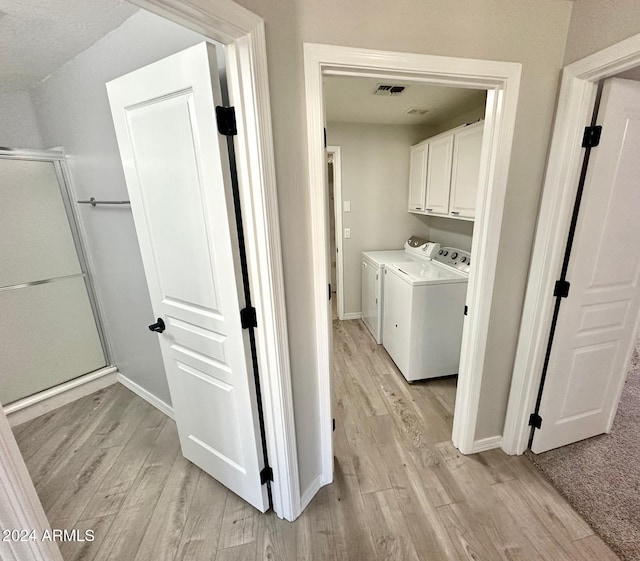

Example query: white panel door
[425,133,454,215]
[408,142,427,212]
[107,42,268,510]
[450,122,483,219]
[532,79,640,453]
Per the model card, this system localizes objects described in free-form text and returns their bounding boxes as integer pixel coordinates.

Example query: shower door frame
[0,147,112,389]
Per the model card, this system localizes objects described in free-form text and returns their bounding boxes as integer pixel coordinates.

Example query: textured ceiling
[0,0,137,93]
[324,75,486,126]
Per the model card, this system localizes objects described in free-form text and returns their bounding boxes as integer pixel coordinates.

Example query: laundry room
[324,76,485,325]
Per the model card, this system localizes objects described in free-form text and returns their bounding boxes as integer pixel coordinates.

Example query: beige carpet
[527,341,640,561]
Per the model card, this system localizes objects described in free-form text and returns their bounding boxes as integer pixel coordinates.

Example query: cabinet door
[450,122,483,219]
[408,142,428,212]
[425,133,454,215]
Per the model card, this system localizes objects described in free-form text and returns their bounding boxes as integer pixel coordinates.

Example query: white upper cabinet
[425,133,454,215]
[449,121,484,219]
[408,141,428,212]
[408,120,484,221]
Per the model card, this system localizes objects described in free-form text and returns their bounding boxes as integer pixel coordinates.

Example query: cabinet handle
[363,262,367,268]
[450,211,460,215]
[413,206,422,210]
[426,208,433,212]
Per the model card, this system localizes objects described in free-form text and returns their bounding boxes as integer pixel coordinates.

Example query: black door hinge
[553,279,570,299]
[260,466,273,485]
[464,305,468,316]
[332,418,336,432]
[324,127,327,148]
[528,413,543,429]
[329,284,332,301]
[240,306,257,329]
[582,125,602,148]
[216,106,237,136]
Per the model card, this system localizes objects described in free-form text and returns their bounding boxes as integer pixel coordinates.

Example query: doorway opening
[304,43,522,486]
[504,33,640,459]
[510,65,640,561]
[0,4,299,561]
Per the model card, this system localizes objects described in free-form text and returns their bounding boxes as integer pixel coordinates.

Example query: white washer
[382,247,470,381]
[361,237,439,343]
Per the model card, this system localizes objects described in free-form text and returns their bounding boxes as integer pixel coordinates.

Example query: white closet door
[107,42,269,511]
[0,157,106,405]
[532,79,640,453]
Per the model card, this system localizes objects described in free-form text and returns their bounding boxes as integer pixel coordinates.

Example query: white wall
[0,91,43,148]
[229,0,573,494]
[30,10,211,406]
[427,216,474,252]
[326,122,432,315]
[431,101,486,136]
[564,0,640,65]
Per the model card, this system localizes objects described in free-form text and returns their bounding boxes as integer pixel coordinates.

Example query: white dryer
[383,247,470,381]
[361,237,439,343]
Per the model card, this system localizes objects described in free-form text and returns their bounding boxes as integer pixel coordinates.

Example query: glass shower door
[0,156,107,405]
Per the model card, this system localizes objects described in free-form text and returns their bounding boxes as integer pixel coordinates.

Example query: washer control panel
[435,247,471,273]
[404,238,440,260]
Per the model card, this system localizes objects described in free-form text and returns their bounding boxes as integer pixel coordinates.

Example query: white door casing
[532,78,640,453]
[107,42,268,510]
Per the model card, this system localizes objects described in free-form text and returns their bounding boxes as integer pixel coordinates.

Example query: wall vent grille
[374,84,406,96]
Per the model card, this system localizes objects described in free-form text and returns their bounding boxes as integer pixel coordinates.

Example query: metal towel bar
[77,197,130,207]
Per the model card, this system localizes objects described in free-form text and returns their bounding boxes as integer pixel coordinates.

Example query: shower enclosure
[0,148,108,407]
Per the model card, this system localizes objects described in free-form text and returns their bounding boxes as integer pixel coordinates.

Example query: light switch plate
[344,228,351,239]
[343,201,351,213]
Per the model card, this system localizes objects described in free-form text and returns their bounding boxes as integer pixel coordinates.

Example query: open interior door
[106,42,268,511]
[532,78,640,453]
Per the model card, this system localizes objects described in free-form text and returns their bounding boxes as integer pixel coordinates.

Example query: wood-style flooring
[12,318,619,561]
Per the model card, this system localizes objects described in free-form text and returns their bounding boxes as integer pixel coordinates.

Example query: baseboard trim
[117,373,174,420]
[342,312,363,320]
[300,474,323,511]
[472,435,503,453]
[4,366,118,427]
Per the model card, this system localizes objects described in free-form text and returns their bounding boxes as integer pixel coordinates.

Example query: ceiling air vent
[405,107,430,116]
[374,84,406,96]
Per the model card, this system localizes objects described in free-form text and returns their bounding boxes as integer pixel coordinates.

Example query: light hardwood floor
[13,319,619,561]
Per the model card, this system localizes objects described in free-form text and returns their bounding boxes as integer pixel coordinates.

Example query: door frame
[503,32,640,455]
[327,146,344,320]
[0,6,301,557]
[304,43,521,478]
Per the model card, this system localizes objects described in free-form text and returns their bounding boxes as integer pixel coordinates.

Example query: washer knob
[452,252,458,259]
[461,256,467,263]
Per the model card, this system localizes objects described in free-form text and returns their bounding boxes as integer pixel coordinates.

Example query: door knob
[148,318,166,333]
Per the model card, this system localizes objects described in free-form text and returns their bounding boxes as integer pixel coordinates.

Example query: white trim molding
[472,436,503,453]
[4,367,117,427]
[300,474,323,511]
[0,404,64,561]
[342,312,363,321]
[117,373,175,420]
[503,32,640,455]
[304,43,521,485]
[327,146,344,321]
